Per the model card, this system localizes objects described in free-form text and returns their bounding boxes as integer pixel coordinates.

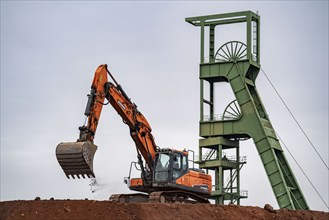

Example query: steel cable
[276,132,329,209]
[261,67,329,209]
[260,67,329,170]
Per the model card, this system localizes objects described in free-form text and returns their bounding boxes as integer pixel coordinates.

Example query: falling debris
[89,178,97,193]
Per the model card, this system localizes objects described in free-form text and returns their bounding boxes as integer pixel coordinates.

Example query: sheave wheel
[215,41,247,63]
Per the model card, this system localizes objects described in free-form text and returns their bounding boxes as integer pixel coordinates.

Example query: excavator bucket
[56,141,97,179]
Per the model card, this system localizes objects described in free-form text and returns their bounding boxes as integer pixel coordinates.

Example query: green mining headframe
[186,11,309,210]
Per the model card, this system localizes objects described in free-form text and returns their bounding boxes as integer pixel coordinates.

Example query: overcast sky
[1,1,328,212]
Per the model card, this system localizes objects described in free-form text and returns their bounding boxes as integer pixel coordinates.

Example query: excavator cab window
[172,154,181,179]
[154,152,189,182]
[154,153,170,182]
[172,153,188,180]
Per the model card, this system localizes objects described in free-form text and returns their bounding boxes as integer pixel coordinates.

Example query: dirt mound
[1,200,328,220]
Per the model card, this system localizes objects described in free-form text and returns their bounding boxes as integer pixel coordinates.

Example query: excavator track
[149,191,210,204]
[56,141,97,179]
[109,193,149,203]
[109,191,209,204]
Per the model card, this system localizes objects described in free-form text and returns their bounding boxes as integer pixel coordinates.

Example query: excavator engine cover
[56,141,97,179]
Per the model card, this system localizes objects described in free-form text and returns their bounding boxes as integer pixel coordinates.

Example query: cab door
[172,153,188,181]
[154,153,170,182]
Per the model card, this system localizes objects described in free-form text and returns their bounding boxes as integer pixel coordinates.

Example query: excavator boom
[56,65,157,179]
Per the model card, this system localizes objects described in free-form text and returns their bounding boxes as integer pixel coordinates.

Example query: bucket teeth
[56,141,97,179]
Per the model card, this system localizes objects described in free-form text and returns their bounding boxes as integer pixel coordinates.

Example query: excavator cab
[128,148,211,201]
[153,150,188,183]
[128,149,188,192]
[152,149,212,196]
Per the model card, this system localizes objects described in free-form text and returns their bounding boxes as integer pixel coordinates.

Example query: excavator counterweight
[56,141,97,178]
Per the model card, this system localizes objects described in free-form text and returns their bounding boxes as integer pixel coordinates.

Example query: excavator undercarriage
[110,191,210,203]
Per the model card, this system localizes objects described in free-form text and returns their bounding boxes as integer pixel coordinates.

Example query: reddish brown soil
[1,200,328,220]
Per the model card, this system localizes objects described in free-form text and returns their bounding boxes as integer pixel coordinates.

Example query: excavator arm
[56,64,157,179]
[106,78,157,170]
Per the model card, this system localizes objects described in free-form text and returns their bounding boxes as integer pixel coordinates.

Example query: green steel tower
[186,11,309,210]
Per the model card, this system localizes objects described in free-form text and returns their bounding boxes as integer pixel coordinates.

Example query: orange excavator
[56,64,211,203]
